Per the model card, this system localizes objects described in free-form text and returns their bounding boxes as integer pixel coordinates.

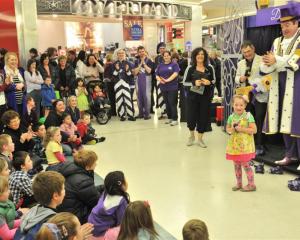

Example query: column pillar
[14,0,38,67]
[184,5,202,50]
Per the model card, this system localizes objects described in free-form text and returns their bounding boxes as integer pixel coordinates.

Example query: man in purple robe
[260,4,300,169]
[133,46,154,120]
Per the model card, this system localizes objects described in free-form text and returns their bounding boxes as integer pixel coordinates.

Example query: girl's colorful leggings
[234,162,255,186]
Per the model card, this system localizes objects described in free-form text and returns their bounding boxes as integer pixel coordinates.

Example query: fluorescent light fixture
[200,0,212,3]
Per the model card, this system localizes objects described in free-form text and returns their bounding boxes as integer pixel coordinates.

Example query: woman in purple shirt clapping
[155,51,180,126]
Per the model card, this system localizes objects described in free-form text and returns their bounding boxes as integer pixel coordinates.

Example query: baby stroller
[86,80,111,125]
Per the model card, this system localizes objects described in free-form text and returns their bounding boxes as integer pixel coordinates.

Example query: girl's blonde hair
[4,52,18,65]
[43,127,60,148]
[36,212,80,240]
[68,95,77,106]
[0,176,8,195]
[232,94,249,105]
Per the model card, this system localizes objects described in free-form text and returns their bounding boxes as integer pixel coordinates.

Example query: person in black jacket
[2,110,35,153]
[183,47,215,148]
[2,110,43,174]
[44,99,72,156]
[57,149,102,224]
[53,55,76,99]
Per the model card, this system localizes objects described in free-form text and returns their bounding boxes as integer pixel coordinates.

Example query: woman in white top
[75,50,86,79]
[83,54,104,83]
[24,59,44,118]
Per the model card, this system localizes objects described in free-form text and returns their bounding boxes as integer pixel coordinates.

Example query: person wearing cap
[260,3,300,169]
[235,41,268,156]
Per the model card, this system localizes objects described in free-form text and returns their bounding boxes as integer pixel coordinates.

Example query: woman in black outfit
[184,47,215,148]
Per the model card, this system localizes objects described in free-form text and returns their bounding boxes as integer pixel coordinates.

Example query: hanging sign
[165,22,173,43]
[123,16,144,41]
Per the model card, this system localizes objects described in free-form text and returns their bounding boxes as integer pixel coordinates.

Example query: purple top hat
[278,1,300,23]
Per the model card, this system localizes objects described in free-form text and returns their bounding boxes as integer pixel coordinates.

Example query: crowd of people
[0,43,214,240]
[0,5,298,238]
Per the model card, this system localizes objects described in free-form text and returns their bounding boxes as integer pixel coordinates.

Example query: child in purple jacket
[88,171,129,238]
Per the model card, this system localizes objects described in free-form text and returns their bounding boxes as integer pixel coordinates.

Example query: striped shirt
[13,76,23,104]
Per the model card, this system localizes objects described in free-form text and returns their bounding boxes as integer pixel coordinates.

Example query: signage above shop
[37,0,192,20]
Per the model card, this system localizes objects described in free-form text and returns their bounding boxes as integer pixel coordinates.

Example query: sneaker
[288,178,300,191]
[165,119,172,124]
[170,121,178,126]
[269,166,283,174]
[240,185,256,192]
[254,163,265,174]
[86,140,97,145]
[275,157,292,166]
[120,117,126,121]
[144,116,151,120]
[128,117,136,121]
[96,137,106,143]
[104,104,111,108]
[186,136,195,146]
[197,139,207,148]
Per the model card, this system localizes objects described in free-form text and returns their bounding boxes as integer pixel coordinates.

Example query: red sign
[165,22,173,43]
[123,16,144,41]
[0,0,18,52]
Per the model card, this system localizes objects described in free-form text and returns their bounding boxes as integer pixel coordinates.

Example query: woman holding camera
[184,47,215,148]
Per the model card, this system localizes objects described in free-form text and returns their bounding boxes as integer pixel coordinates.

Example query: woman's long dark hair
[86,54,97,67]
[77,50,86,62]
[27,59,39,76]
[104,171,130,203]
[191,47,209,67]
[40,53,49,66]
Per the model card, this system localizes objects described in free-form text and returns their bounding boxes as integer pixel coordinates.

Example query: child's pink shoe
[232,185,242,191]
[240,185,256,192]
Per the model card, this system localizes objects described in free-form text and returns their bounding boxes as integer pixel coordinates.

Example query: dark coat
[57,161,101,224]
[3,126,35,153]
[38,64,55,81]
[44,110,68,142]
[53,64,76,94]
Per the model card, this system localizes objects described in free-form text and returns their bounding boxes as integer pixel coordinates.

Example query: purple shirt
[88,193,128,237]
[156,62,180,91]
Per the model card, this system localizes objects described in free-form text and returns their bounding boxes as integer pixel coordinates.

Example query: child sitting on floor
[32,124,47,164]
[9,151,35,208]
[0,176,22,240]
[44,127,66,172]
[117,201,159,240]
[60,112,82,150]
[0,158,10,178]
[77,113,105,145]
[88,171,129,239]
[182,219,209,240]
[0,134,15,171]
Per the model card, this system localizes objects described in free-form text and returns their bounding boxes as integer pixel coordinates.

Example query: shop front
[36,0,194,56]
